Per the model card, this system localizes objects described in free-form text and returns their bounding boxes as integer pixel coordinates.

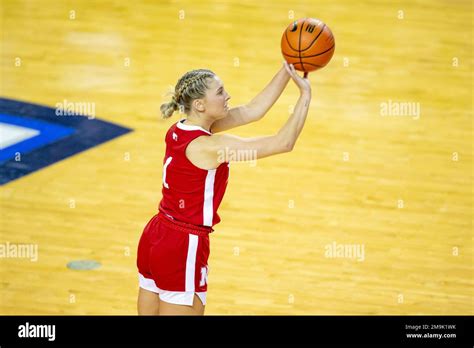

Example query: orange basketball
[281,18,335,73]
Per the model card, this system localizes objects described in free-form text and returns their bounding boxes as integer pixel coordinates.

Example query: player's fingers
[290,64,301,80]
[284,63,309,90]
[286,64,307,88]
[287,65,299,81]
[289,63,296,74]
[290,64,305,81]
[284,62,295,77]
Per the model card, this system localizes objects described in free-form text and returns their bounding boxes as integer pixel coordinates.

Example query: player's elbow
[273,133,295,153]
[281,140,295,153]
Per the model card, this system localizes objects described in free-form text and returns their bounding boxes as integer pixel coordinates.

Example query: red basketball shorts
[136,213,212,306]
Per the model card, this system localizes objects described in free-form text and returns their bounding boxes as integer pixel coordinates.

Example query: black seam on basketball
[298,18,306,72]
[281,56,301,65]
[283,44,335,59]
[302,62,324,68]
[301,24,326,52]
[284,30,298,52]
[294,63,304,70]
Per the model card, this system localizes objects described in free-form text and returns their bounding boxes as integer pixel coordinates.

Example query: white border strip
[176,119,211,135]
[185,234,199,292]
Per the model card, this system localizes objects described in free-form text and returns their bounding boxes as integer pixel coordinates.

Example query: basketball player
[137,62,311,315]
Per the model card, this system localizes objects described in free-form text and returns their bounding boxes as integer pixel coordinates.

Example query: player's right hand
[283,61,311,95]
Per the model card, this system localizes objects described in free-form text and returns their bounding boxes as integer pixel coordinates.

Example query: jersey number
[163,156,173,189]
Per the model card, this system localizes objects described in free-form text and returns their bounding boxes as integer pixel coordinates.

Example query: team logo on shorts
[199,266,209,287]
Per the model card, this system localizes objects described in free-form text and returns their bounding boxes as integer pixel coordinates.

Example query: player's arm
[210,63,291,133]
[203,63,312,165]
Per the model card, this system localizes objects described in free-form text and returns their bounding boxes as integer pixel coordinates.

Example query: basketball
[281,18,335,73]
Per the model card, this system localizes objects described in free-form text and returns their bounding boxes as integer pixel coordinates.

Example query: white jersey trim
[203,169,216,226]
[177,119,212,135]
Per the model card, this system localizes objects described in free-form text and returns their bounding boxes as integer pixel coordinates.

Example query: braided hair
[160,69,215,119]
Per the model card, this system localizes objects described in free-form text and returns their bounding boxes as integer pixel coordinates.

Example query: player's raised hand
[283,61,311,94]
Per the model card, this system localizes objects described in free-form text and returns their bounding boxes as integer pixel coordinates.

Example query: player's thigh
[137,287,160,315]
[158,294,205,316]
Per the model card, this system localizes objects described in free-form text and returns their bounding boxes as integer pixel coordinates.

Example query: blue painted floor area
[0,98,133,185]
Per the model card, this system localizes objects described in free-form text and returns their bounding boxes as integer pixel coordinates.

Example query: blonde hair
[160,69,215,119]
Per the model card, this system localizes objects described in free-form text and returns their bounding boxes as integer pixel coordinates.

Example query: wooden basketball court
[0,0,472,315]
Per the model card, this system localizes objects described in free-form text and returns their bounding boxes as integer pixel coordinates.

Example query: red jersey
[158,119,230,227]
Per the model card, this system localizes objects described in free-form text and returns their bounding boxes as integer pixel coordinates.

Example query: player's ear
[193,98,205,112]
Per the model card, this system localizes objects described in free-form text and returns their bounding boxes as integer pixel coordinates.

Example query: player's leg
[158,293,205,315]
[136,214,162,315]
[137,287,160,315]
[146,216,210,315]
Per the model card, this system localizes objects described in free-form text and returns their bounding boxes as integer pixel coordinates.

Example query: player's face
[203,76,231,119]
